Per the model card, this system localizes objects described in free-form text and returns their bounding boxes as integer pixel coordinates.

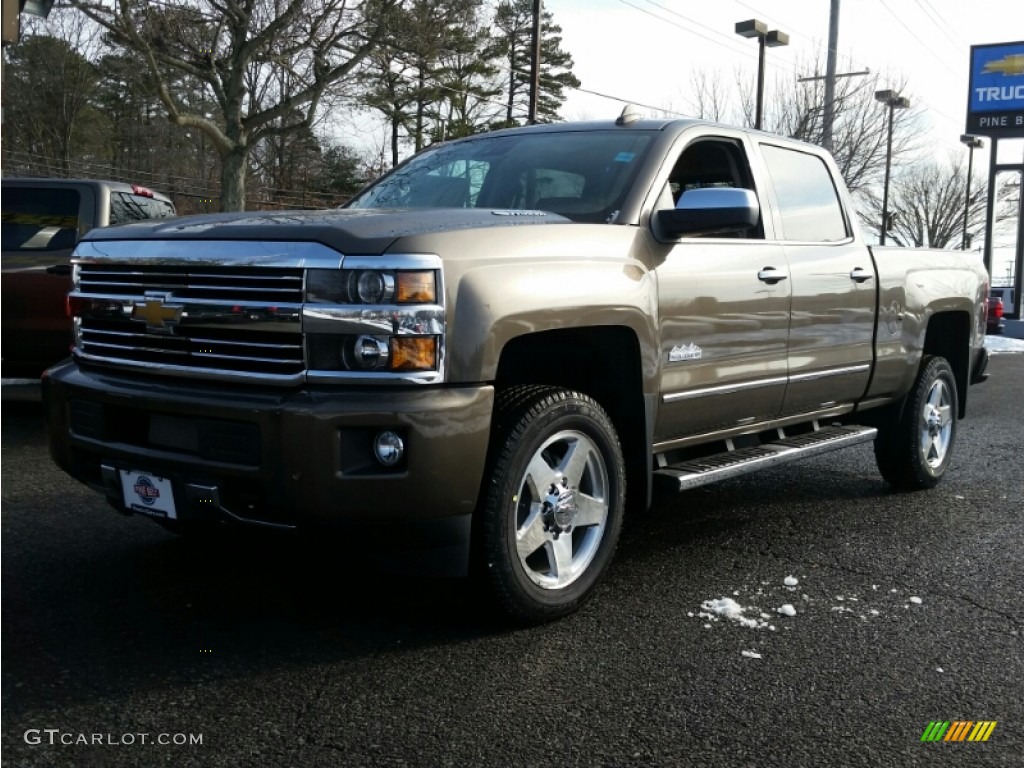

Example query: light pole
[874,89,909,245]
[735,19,789,131]
[959,134,983,250]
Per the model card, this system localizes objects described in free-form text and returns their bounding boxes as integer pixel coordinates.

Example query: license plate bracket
[119,469,177,520]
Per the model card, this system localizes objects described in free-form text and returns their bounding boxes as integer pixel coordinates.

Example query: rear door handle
[757,267,788,284]
[849,267,873,283]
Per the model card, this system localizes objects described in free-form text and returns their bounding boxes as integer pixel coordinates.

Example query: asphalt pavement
[2,356,1023,768]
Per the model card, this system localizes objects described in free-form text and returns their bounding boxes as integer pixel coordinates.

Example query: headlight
[352,270,394,303]
[307,268,436,305]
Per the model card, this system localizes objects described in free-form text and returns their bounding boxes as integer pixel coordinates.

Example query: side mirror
[656,187,760,238]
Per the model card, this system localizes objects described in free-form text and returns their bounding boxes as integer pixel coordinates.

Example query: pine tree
[490,0,580,127]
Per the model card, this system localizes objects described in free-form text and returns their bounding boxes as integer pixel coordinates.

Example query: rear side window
[760,144,848,242]
[1,187,81,251]
[110,191,176,224]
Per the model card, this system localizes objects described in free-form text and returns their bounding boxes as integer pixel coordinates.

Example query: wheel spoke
[573,492,607,528]
[559,438,591,486]
[516,505,548,560]
[937,403,953,427]
[546,534,575,581]
[524,452,557,498]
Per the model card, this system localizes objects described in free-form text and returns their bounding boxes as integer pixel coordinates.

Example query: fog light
[347,335,389,370]
[374,431,404,466]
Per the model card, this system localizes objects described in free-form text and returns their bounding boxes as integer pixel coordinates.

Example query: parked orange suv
[2,178,176,379]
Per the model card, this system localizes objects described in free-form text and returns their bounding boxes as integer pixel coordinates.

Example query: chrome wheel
[513,429,609,590]
[479,386,625,623]
[875,355,958,490]
[919,377,953,470]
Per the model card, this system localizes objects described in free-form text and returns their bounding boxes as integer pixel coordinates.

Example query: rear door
[757,142,876,416]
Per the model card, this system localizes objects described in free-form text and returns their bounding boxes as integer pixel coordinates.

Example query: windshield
[347,130,654,223]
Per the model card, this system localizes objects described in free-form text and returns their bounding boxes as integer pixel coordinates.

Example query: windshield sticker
[669,343,703,362]
[613,152,636,163]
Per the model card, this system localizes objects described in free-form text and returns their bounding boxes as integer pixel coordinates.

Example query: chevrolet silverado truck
[44,113,991,622]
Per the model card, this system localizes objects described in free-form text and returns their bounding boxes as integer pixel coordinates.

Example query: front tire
[874,355,958,490]
[479,386,625,624]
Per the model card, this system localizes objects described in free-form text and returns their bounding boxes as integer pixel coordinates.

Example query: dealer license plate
[119,470,177,520]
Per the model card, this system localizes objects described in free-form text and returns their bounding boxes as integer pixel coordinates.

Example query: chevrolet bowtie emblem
[131,296,183,332]
[983,54,1024,76]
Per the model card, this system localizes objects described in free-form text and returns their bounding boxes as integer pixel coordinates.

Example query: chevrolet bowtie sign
[966,41,1024,138]
[131,296,184,332]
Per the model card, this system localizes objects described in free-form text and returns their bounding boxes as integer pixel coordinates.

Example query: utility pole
[528,0,542,124]
[822,0,840,152]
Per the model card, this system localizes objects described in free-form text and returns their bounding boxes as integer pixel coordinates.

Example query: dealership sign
[966,41,1024,138]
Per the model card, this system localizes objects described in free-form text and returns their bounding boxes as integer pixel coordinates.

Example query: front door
[650,136,791,443]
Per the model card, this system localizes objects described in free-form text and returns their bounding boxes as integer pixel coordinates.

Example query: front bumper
[45,362,494,575]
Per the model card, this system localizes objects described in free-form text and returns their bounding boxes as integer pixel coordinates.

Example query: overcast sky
[548,0,1023,164]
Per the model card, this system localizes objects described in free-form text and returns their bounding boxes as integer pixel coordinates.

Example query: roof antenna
[616,104,642,125]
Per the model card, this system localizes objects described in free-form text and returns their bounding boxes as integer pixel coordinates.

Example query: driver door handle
[849,267,874,283]
[757,267,788,284]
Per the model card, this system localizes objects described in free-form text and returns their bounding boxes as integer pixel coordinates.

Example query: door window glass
[760,144,848,242]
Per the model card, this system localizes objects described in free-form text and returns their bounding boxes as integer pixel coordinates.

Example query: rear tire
[874,355,957,490]
[478,386,625,624]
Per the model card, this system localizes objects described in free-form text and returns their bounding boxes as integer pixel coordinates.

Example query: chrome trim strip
[662,365,869,403]
[303,305,444,334]
[83,342,300,367]
[81,328,302,351]
[73,352,305,385]
[305,369,445,385]
[341,253,443,271]
[788,364,870,383]
[74,240,344,269]
[662,376,787,403]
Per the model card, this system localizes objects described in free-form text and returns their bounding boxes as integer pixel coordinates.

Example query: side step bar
[653,424,877,493]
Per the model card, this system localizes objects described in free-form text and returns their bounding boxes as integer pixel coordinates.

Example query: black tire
[478,386,625,624]
[874,355,958,490]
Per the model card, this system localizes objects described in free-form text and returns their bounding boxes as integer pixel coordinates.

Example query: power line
[877,0,962,81]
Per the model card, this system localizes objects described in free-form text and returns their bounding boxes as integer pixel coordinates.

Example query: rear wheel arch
[922,310,970,418]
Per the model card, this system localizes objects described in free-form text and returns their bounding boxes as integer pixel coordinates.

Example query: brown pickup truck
[2,178,175,379]
[44,115,990,622]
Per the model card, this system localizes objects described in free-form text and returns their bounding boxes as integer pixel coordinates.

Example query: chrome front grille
[69,240,446,386]
[77,263,303,303]
[77,319,304,376]
[74,262,305,382]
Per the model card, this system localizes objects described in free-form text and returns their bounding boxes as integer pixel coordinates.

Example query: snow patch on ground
[693,575,936,661]
[984,335,1024,355]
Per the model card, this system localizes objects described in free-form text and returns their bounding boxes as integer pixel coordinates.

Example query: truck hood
[80,207,571,255]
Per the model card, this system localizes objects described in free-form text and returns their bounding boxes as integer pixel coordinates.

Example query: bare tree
[685,70,733,123]
[686,58,922,194]
[68,0,399,210]
[774,64,921,193]
[856,155,1016,249]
